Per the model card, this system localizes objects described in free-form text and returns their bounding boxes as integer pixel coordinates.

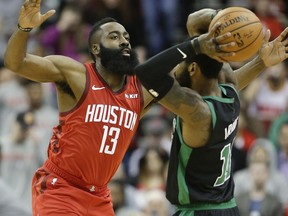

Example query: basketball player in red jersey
[4,0,236,215]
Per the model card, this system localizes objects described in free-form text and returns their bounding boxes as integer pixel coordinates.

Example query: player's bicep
[17,54,76,83]
[159,82,209,124]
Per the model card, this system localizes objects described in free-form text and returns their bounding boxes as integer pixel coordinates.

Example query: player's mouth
[121,48,130,56]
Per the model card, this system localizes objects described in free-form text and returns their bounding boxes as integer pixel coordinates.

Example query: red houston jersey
[47,63,143,187]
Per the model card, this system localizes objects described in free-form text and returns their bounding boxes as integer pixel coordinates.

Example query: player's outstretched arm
[4,0,81,83]
[232,28,288,91]
[135,23,235,125]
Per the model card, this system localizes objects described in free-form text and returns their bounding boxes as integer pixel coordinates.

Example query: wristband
[192,38,201,55]
[18,24,33,32]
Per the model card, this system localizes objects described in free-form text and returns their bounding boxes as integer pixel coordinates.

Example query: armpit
[55,81,76,99]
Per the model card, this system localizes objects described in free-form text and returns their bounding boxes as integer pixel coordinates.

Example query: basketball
[209,7,264,62]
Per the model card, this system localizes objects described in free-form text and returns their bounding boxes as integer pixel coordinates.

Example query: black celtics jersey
[166,84,240,205]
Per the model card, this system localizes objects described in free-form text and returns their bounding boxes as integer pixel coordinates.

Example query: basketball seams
[208,7,263,61]
[229,23,263,53]
[227,21,262,34]
[211,10,259,26]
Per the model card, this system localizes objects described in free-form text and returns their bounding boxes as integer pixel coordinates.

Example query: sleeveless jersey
[47,63,143,187]
[166,84,240,205]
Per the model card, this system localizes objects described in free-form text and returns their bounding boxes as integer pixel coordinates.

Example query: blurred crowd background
[1,0,288,215]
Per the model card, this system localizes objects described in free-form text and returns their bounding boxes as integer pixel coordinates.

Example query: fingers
[213,37,235,55]
[209,22,232,42]
[209,22,222,37]
[263,29,271,44]
[215,32,233,44]
[23,0,40,8]
[23,0,29,8]
[42,10,56,21]
[217,42,235,52]
[276,27,288,42]
[209,22,235,49]
[36,0,41,7]
[30,0,37,7]
[283,37,288,46]
[217,52,235,60]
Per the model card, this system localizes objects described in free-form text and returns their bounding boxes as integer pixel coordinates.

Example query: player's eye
[110,34,119,40]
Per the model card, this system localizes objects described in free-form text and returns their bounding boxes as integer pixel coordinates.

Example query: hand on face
[18,0,55,29]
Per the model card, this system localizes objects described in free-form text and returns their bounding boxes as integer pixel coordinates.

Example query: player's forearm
[135,40,196,78]
[135,40,197,100]
[4,29,30,72]
[234,55,266,91]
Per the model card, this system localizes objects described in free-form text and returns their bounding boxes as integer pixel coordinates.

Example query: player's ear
[91,44,100,55]
[188,62,197,77]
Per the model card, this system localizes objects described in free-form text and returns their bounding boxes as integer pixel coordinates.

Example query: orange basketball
[209,7,264,62]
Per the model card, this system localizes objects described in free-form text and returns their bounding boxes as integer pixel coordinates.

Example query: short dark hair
[88,17,117,62]
[187,54,223,79]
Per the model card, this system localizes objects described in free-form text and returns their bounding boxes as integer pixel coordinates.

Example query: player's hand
[196,22,235,62]
[260,28,288,67]
[18,0,55,29]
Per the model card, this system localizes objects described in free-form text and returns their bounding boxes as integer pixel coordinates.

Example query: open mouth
[121,48,130,56]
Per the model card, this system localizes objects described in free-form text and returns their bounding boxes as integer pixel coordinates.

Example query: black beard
[177,69,191,88]
[100,44,139,76]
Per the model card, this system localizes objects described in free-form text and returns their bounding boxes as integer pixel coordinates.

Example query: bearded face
[175,63,191,88]
[100,43,139,76]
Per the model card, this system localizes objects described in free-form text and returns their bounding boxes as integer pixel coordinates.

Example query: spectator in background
[109,179,142,216]
[108,163,146,216]
[226,0,252,8]
[39,3,91,62]
[276,122,288,180]
[21,80,58,164]
[252,0,285,40]
[234,138,288,207]
[269,119,288,181]
[232,108,256,173]
[191,0,223,11]
[236,157,284,216]
[136,147,169,191]
[243,61,288,137]
[269,112,288,147]
[139,0,181,57]
[0,65,29,137]
[0,178,31,216]
[0,0,24,61]
[127,147,173,214]
[141,189,172,216]
[127,114,172,180]
[0,111,38,213]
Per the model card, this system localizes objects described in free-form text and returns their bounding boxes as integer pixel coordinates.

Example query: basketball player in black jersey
[135,9,288,215]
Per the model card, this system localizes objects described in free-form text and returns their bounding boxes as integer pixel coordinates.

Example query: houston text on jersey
[85,104,138,131]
